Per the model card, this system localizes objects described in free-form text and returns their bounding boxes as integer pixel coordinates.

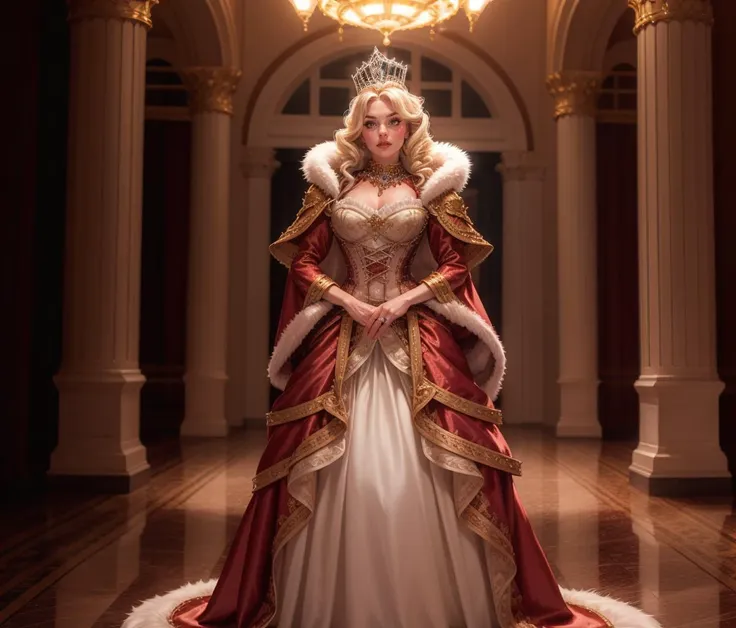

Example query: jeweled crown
[351,47,408,93]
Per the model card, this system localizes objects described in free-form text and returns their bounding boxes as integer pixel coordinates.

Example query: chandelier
[289,0,493,45]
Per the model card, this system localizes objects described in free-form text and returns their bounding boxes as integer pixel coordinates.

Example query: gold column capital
[628,0,713,34]
[546,71,601,120]
[182,67,243,116]
[67,0,159,28]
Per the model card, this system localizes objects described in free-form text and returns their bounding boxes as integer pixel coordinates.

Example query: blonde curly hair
[334,83,434,193]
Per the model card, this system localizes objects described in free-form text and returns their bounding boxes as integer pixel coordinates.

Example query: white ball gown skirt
[273,347,499,627]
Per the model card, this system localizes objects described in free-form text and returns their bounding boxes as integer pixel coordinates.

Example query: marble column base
[630,376,731,495]
[557,378,602,437]
[50,371,150,491]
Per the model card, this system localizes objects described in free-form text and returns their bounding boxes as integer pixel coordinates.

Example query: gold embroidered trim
[460,503,519,627]
[303,274,337,307]
[426,191,494,270]
[334,314,353,397]
[429,382,503,424]
[269,185,333,268]
[407,309,423,391]
[569,604,615,628]
[252,418,346,491]
[407,309,436,417]
[266,391,348,426]
[414,411,522,476]
[274,503,311,555]
[422,271,457,303]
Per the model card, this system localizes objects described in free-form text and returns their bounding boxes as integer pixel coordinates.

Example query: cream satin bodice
[330,196,427,304]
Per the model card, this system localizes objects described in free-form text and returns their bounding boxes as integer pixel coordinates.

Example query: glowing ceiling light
[292,0,494,45]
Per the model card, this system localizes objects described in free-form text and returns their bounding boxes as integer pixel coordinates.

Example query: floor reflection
[1,427,734,627]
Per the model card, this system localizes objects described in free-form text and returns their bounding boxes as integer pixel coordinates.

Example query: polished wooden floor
[1,426,735,628]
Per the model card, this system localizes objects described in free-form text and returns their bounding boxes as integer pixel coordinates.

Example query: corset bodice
[330,196,427,304]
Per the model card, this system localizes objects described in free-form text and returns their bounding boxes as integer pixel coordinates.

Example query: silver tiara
[351,47,408,93]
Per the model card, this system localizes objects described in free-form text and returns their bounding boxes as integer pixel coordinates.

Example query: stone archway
[549,0,629,73]
[153,0,238,67]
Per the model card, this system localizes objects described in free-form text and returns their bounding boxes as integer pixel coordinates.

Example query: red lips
[377,142,391,148]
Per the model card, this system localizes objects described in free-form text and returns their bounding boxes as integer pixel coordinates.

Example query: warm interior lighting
[293,0,493,45]
[463,0,491,31]
[288,0,319,30]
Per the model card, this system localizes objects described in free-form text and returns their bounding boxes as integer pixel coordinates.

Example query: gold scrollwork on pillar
[67,0,159,28]
[182,67,243,116]
[545,71,601,120]
[628,0,713,34]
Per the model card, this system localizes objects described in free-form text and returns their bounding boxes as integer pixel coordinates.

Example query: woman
[123,49,658,628]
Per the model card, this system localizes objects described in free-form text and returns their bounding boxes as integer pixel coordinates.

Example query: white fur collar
[301,140,471,205]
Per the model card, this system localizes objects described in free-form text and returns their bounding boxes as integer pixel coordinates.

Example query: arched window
[597,62,636,123]
[280,47,492,121]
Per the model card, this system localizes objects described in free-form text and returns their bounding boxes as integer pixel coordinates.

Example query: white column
[226,147,280,425]
[547,71,602,438]
[497,153,546,424]
[49,0,158,491]
[628,0,729,495]
[180,67,242,437]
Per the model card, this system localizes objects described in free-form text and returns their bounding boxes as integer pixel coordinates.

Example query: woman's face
[360,97,409,164]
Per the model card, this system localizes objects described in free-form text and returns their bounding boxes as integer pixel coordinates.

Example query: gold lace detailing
[356,160,414,196]
[407,309,435,415]
[252,418,346,491]
[422,271,456,303]
[426,191,494,270]
[429,382,503,424]
[414,411,522,476]
[270,185,333,268]
[266,391,347,426]
[304,273,337,307]
[334,314,353,396]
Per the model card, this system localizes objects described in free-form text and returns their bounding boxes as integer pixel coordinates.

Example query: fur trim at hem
[424,298,506,401]
[268,302,334,391]
[120,580,662,628]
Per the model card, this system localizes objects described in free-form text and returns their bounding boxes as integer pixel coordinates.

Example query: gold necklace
[358,160,411,196]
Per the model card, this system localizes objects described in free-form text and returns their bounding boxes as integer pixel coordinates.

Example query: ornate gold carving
[426,191,494,270]
[270,185,333,268]
[67,0,159,28]
[546,71,601,120]
[304,274,337,308]
[181,67,243,116]
[414,411,522,476]
[628,0,713,34]
[422,271,457,304]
